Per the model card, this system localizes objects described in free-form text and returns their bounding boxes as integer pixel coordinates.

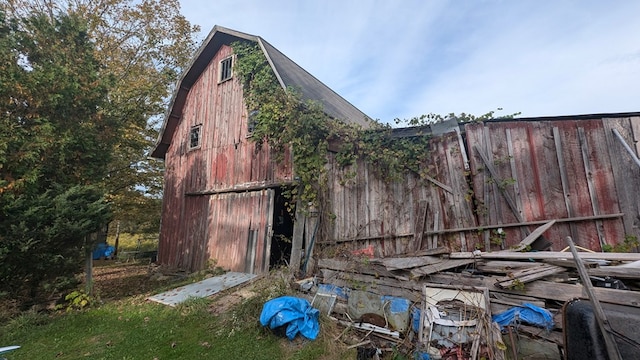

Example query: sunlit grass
[1,299,283,359]
[0,266,356,360]
[107,233,158,253]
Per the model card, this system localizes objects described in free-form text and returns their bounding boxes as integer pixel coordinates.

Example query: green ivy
[602,234,639,253]
[231,42,450,208]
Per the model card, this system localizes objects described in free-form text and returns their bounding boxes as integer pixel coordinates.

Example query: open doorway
[269,188,294,268]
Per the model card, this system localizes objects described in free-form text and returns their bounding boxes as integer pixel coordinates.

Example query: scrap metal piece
[148,271,257,307]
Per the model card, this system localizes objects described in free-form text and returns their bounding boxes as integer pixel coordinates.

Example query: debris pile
[307,243,640,359]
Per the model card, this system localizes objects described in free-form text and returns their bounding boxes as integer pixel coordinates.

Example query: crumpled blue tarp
[492,302,554,330]
[259,296,320,340]
[92,242,115,260]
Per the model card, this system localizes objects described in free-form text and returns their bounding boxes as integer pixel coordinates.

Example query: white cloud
[180,0,640,124]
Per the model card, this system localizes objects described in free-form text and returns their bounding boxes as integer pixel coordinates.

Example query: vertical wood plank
[263,189,275,273]
[431,210,440,249]
[506,129,524,221]
[444,136,466,251]
[414,200,428,251]
[552,126,579,243]
[578,127,606,249]
[631,116,640,156]
[482,124,493,249]
[289,202,305,272]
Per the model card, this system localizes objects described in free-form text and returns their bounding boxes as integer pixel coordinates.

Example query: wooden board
[588,261,640,279]
[512,220,556,251]
[476,260,545,274]
[320,268,640,307]
[410,259,476,277]
[427,272,640,307]
[375,255,443,270]
[604,117,640,243]
[450,251,640,261]
[494,264,566,288]
[317,258,409,281]
[413,200,428,251]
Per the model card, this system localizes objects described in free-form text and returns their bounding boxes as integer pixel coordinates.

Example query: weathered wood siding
[465,118,631,251]
[158,45,292,271]
[207,190,274,273]
[319,131,478,256]
[317,115,639,256]
[160,54,639,271]
[602,116,640,244]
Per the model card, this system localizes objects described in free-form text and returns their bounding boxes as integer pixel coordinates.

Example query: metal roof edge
[485,111,640,123]
[387,111,640,139]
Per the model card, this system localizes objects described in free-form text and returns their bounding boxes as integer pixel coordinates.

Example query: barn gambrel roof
[152,25,372,159]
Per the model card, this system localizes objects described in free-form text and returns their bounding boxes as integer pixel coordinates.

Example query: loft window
[219,56,233,82]
[189,125,202,149]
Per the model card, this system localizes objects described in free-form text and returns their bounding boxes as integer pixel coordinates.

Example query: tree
[0,10,115,301]
[0,1,199,303]
[5,0,200,237]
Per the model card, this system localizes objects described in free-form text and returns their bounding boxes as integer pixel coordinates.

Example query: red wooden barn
[153,25,640,275]
[151,26,370,273]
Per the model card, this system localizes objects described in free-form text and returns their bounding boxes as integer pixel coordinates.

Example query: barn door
[243,188,274,274]
[208,189,275,274]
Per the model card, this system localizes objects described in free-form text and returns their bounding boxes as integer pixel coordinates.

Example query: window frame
[219,56,234,83]
[189,124,202,150]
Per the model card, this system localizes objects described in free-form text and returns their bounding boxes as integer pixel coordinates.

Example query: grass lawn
[0,263,355,360]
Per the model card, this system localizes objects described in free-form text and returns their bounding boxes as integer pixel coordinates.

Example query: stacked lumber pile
[316,247,640,357]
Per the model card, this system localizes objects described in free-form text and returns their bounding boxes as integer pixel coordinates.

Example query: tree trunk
[85,239,93,295]
[114,221,120,257]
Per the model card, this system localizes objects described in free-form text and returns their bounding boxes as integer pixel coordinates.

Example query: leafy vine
[231,42,455,208]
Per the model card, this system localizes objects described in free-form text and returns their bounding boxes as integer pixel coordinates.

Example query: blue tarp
[492,303,554,330]
[381,295,411,313]
[92,243,115,260]
[259,296,320,340]
[317,283,349,300]
[411,306,422,333]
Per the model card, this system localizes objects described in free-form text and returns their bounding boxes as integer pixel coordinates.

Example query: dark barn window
[189,125,202,149]
[219,56,233,82]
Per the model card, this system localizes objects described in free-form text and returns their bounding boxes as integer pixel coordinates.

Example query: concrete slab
[148,272,257,307]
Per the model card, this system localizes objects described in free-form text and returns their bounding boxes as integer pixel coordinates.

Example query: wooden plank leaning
[612,128,640,168]
[494,264,566,289]
[450,250,640,262]
[414,200,428,251]
[566,236,622,360]
[473,145,525,225]
[511,220,556,252]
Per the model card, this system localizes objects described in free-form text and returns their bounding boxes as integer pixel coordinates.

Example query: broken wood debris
[493,264,566,289]
[312,247,640,359]
[450,250,640,261]
[511,220,556,252]
[409,259,476,278]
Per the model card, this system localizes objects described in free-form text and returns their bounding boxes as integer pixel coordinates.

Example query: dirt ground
[208,287,258,315]
[92,261,267,308]
[92,260,181,301]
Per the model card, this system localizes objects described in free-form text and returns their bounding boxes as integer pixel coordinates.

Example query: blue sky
[180,1,640,124]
